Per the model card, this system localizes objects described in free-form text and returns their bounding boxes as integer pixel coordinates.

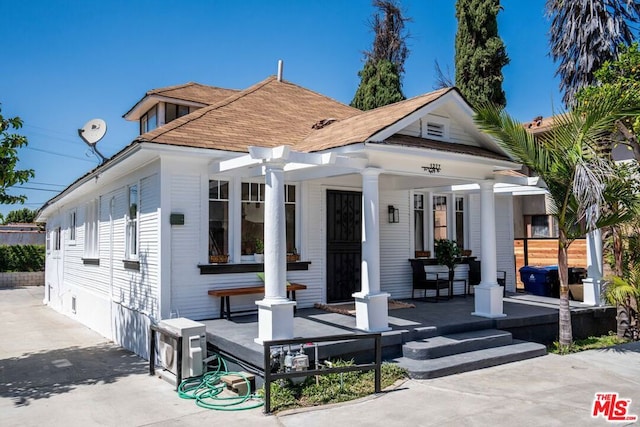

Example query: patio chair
[409,259,451,302]
[497,270,507,296]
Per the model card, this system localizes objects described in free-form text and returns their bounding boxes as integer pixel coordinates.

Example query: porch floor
[200,294,615,372]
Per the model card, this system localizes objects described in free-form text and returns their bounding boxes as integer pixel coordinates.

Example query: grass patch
[259,360,407,412]
[548,332,630,355]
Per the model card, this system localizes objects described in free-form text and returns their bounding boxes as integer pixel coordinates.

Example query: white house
[36,73,536,357]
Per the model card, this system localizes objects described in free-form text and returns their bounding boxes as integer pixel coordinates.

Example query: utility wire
[12,186,61,193]
[26,146,97,163]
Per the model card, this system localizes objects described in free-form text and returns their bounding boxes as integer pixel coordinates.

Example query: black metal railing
[262,332,382,414]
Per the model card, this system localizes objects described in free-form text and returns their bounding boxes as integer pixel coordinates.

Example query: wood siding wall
[514,238,587,288]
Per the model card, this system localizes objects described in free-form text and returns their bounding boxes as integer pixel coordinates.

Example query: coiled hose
[177,353,263,411]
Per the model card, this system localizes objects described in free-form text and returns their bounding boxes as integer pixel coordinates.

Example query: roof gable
[123,82,240,120]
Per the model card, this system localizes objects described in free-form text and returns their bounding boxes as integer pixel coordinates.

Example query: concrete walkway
[2,287,639,426]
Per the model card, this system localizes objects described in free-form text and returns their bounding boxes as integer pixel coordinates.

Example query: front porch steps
[393,329,547,379]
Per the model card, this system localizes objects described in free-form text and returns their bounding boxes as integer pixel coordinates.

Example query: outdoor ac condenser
[157,318,206,380]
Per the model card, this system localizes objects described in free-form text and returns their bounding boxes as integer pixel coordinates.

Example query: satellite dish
[78,118,107,146]
[78,118,107,163]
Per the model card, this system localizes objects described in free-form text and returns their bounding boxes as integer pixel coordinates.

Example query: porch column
[583,229,604,306]
[353,168,390,332]
[472,180,506,318]
[255,160,295,344]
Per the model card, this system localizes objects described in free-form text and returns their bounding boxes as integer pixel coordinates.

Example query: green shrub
[0,245,45,272]
[261,360,407,412]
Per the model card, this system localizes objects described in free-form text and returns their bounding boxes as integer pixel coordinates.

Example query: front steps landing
[393,329,547,379]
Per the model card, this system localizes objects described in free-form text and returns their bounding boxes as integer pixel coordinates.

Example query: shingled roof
[137,76,361,152]
[145,82,239,105]
[296,87,453,152]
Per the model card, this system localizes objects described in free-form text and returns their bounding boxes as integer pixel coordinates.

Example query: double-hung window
[433,195,448,240]
[126,185,139,259]
[455,196,465,248]
[240,182,296,256]
[84,199,99,258]
[209,180,229,259]
[69,210,77,244]
[414,194,425,251]
[414,193,466,252]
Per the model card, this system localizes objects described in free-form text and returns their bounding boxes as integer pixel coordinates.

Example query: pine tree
[454,0,509,108]
[351,0,410,110]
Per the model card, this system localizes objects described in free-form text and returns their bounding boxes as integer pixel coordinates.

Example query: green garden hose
[177,353,263,411]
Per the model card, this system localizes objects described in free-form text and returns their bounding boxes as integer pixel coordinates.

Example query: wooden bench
[208,283,307,319]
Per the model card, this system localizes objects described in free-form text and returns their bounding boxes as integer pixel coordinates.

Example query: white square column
[583,229,604,306]
[472,180,506,318]
[353,168,390,332]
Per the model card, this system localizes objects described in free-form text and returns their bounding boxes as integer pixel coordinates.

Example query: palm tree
[475,96,640,350]
[546,0,640,106]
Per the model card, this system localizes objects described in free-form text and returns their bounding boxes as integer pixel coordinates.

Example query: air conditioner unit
[157,318,206,381]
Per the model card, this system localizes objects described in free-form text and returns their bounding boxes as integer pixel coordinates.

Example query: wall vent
[71,296,77,314]
[426,122,445,138]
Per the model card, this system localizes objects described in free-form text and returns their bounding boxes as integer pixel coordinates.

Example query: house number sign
[422,163,441,174]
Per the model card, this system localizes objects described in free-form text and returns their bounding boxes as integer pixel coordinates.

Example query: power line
[26,146,97,163]
[25,181,66,188]
[12,186,61,193]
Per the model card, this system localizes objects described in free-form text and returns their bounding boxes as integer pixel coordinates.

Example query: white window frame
[125,183,139,260]
[84,198,100,259]
[68,209,77,245]
[236,181,298,263]
[413,191,468,253]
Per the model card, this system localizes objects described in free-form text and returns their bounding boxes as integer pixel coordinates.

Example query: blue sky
[0,0,560,218]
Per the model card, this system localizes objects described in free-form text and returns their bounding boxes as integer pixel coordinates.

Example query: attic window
[426,122,445,138]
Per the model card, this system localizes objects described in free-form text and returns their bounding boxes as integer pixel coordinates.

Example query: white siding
[495,194,516,292]
[379,190,413,298]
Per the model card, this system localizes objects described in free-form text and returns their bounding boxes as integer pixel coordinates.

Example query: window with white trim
[240,182,296,256]
[209,180,229,259]
[126,185,139,259]
[414,194,425,251]
[69,210,77,244]
[54,226,61,252]
[433,195,448,240]
[84,199,99,258]
[455,196,465,248]
[140,106,157,134]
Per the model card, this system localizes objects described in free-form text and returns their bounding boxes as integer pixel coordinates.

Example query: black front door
[326,190,362,302]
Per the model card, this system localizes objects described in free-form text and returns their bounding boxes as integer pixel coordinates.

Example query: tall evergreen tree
[454,0,509,108]
[547,0,640,107]
[351,0,410,110]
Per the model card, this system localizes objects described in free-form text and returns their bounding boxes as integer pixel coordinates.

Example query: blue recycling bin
[519,265,559,297]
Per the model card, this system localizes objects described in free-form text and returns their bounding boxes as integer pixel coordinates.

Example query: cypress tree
[351,0,410,110]
[454,0,509,108]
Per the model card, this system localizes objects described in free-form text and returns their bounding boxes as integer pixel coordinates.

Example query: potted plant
[435,239,461,284]
[254,238,264,263]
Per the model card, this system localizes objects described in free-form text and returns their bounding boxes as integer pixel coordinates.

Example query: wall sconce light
[388,205,399,223]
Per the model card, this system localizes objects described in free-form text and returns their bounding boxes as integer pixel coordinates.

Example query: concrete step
[395,340,547,379]
[402,329,513,360]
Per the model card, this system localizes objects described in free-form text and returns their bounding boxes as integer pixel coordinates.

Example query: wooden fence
[514,238,587,289]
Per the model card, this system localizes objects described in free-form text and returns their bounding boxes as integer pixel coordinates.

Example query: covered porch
[200,294,615,378]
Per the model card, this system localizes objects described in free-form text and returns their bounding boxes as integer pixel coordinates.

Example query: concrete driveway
[2,286,639,426]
